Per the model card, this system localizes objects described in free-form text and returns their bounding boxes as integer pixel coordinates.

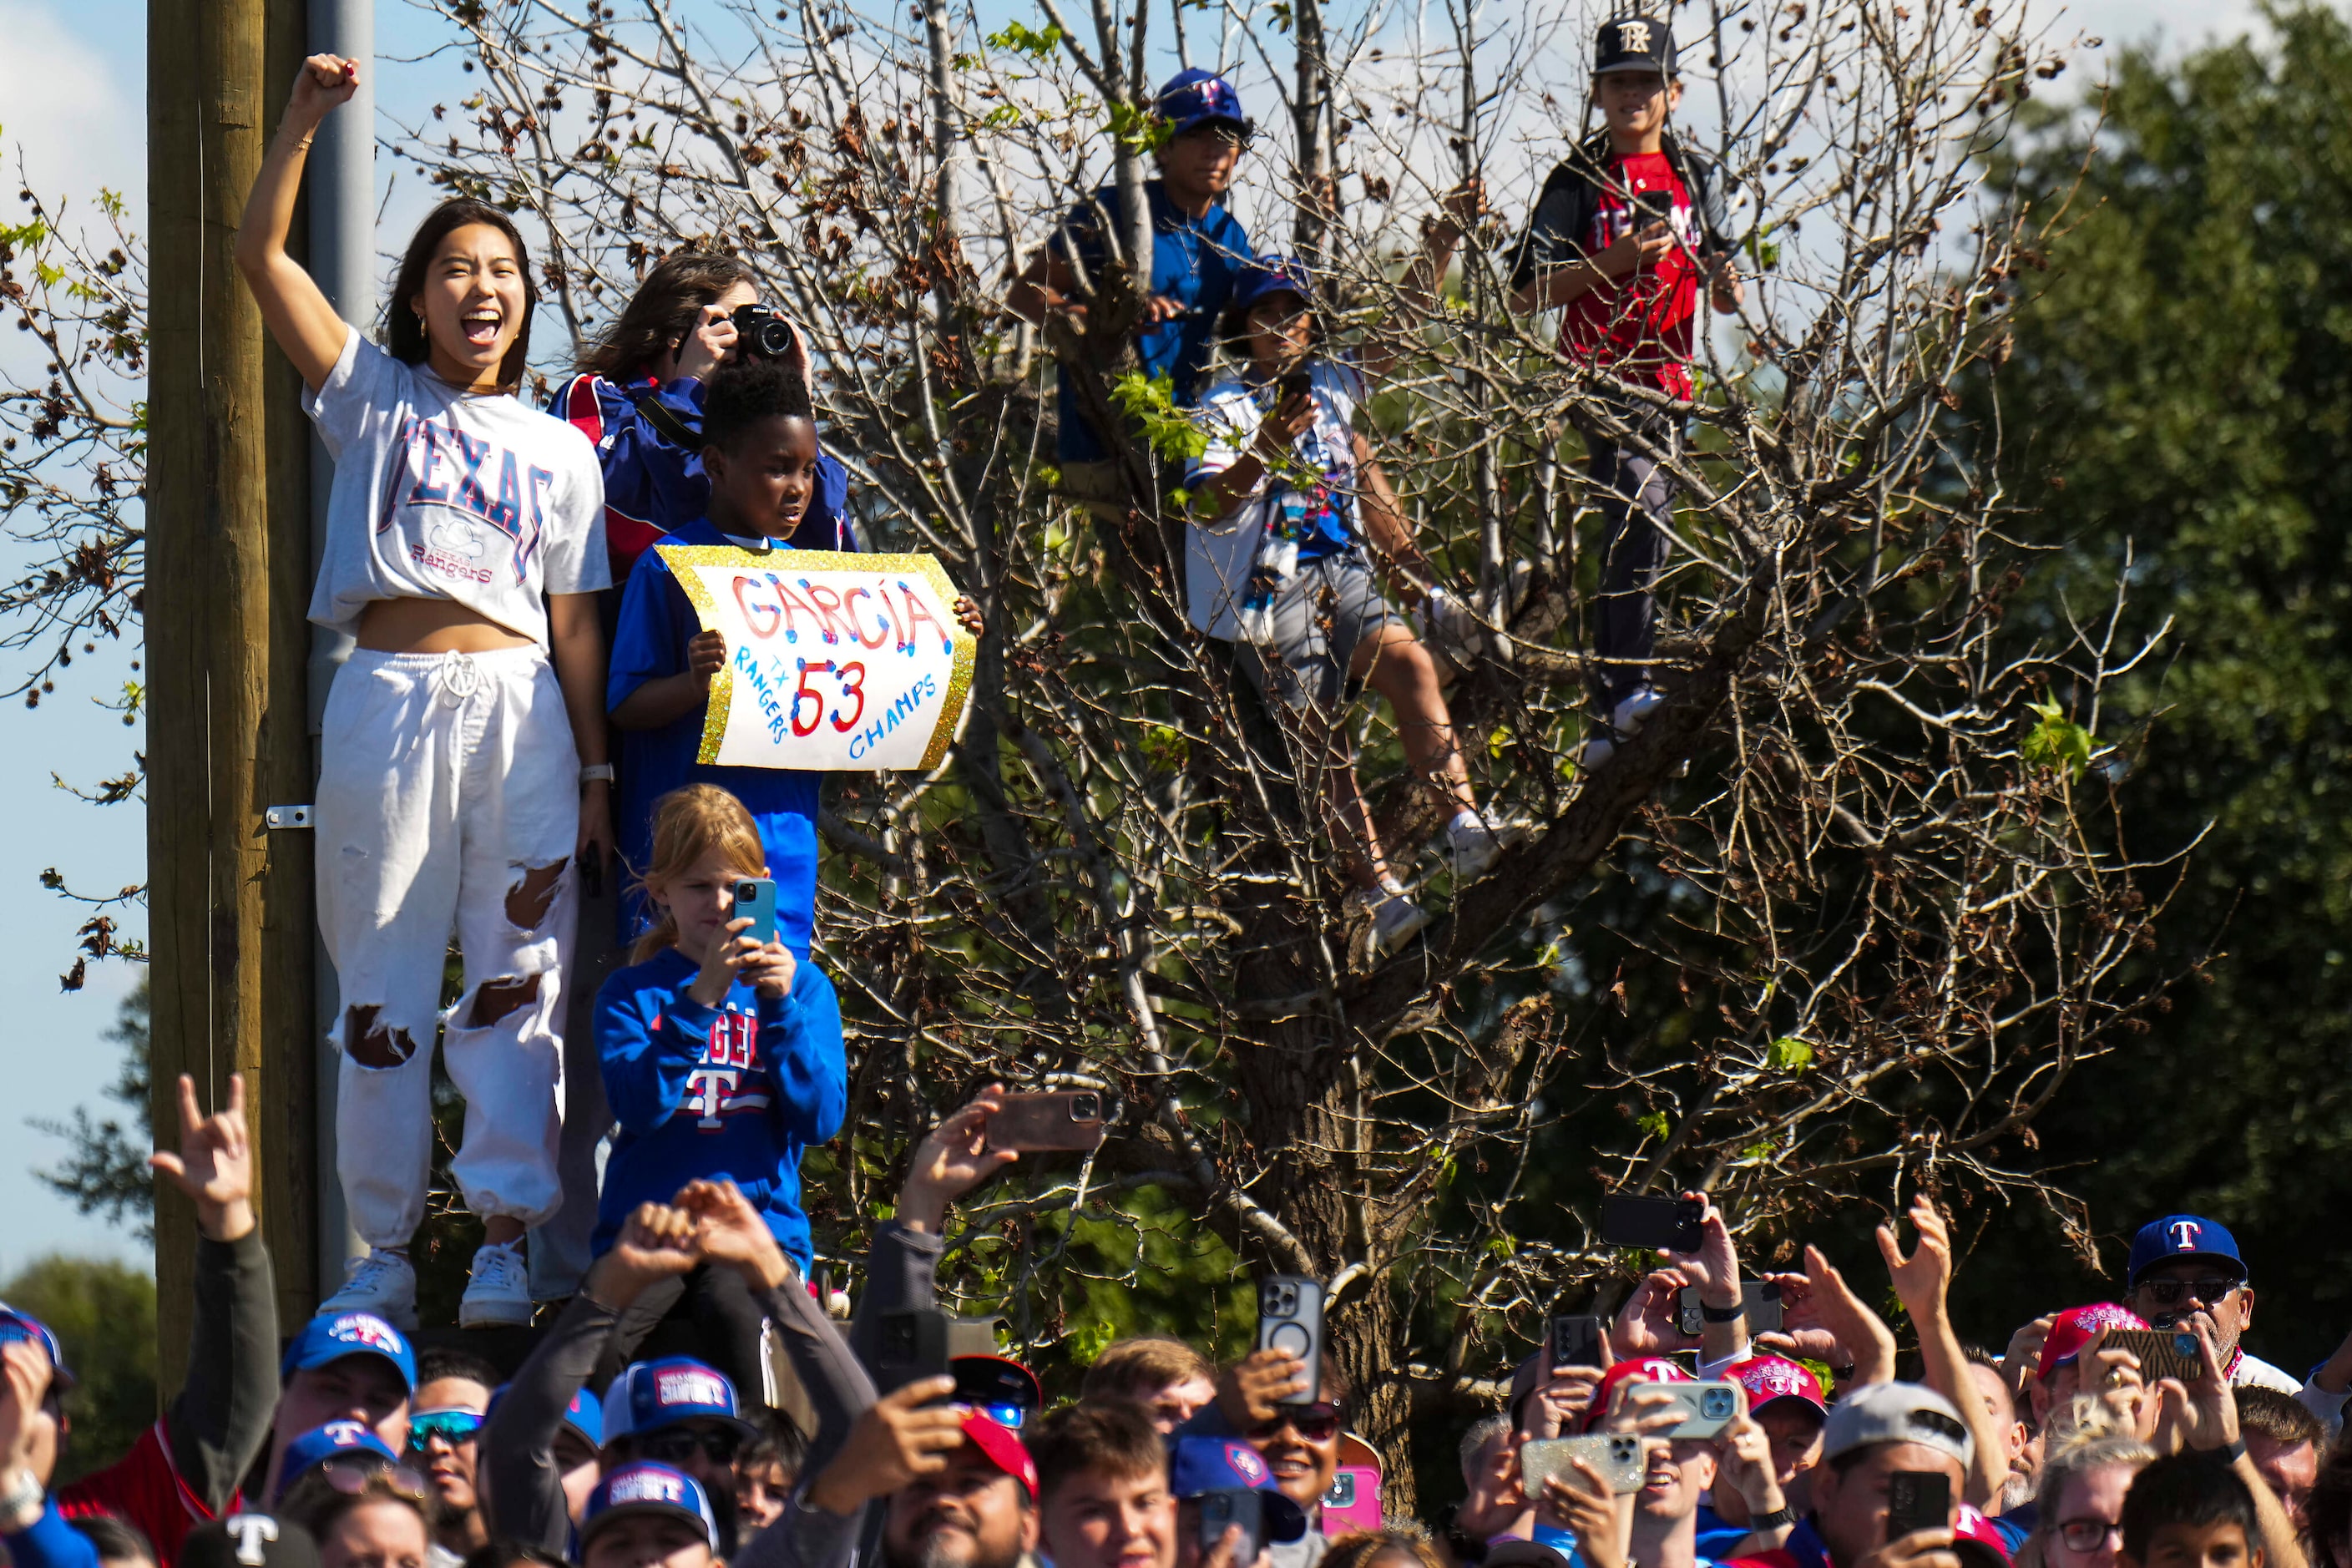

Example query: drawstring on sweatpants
[435,653,484,707]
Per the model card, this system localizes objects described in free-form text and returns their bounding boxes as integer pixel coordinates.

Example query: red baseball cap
[959,1411,1039,1500]
[1727,1354,1826,1417]
[1953,1502,2014,1568]
[2036,1304,2148,1382]
[1581,1357,1692,1432]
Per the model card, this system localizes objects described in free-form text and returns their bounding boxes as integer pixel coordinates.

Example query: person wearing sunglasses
[2123,1219,2299,1397]
[407,1352,497,1568]
[1168,1348,1343,1566]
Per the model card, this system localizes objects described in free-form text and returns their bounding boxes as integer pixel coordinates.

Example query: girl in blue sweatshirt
[592,781,847,1391]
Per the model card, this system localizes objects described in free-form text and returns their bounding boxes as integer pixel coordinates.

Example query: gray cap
[1820,1381,1974,1469]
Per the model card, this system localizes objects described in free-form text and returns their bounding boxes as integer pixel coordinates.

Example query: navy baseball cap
[1156,68,1249,137]
[2128,1216,2247,1287]
[0,1304,76,1391]
[1168,1437,1310,1542]
[603,1358,754,1447]
[1593,14,1676,75]
[580,1462,720,1552]
[954,1355,1043,1430]
[280,1312,416,1392]
[1229,257,1315,320]
[275,1420,402,1500]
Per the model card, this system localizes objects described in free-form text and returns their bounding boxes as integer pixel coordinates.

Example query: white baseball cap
[1820,1381,1974,1469]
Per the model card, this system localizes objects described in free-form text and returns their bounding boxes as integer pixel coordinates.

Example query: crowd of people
[12,1082,2352,1568]
[39,15,2329,1568]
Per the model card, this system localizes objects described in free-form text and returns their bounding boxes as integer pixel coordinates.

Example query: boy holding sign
[606,358,984,951]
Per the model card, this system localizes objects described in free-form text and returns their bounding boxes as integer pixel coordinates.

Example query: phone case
[732,878,779,947]
[1320,1468,1383,1536]
[1521,1435,1646,1496]
[1676,1282,1784,1337]
[875,1308,953,1393]
[1886,1470,1950,1538]
[2102,1328,2205,1386]
[984,1091,1110,1152]
[1550,1314,1605,1370]
[1657,1380,1743,1439]
[1257,1275,1326,1402]
[1200,1490,1264,1564]
[1601,1194,1705,1252]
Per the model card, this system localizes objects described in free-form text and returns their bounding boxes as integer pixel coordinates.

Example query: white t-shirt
[1183,356,1366,641]
[305,326,609,647]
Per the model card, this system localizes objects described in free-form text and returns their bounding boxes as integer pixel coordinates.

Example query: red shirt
[56,1421,237,1568]
[1557,150,1703,399]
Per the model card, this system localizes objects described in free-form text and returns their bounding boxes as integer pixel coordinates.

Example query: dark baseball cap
[2128,1216,2246,1287]
[1593,15,1676,75]
[181,1514,321,1568]
[1156,68,1249,137]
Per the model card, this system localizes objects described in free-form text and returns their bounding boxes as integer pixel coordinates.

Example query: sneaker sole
[458,1297,534,1329]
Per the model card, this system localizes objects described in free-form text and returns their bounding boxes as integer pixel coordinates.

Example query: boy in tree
[1508,15,1743,768]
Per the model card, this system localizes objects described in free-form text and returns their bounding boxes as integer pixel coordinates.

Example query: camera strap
[640,393,701,452]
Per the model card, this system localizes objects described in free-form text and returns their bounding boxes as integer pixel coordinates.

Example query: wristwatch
[1750,1507,1799,1530]
[0,1467,46,1532]
[579,763,616,785]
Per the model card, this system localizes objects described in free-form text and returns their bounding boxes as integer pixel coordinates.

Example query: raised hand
[677,1178,792,1290]
[1527,1363,1607,1441]
[803,1378,967,1515]
[1216,1347,1313,1430]
[1716,1399,1788,1515]
[1877,1195,1953,1323]
[2155,1318,2238,1454]
[586,1201,701,1308]
[1789,1245,1896,1385]
[1540,1456,1633,1568]
[149,1072,255,1242]
[0,1339,59,1485]
[287,53,360,129]
[898,1087,1019,1233]
[1612,1268,1699,1357]
[688,915,760,1007]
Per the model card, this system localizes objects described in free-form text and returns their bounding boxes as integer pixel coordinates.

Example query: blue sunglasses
[407,1409,486,1451]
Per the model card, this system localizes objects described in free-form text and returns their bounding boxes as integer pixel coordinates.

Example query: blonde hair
[631,784,767,963]
[2013,1405,2157,1568]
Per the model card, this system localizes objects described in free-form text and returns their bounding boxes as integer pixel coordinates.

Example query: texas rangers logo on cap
[320,1420,371,1448]
[1618,18,1652,52]
[1226,1444,1267,1485]
[332,1314,407,1358]
[655,1368,731,1409]
[2170,1220,2202,1251]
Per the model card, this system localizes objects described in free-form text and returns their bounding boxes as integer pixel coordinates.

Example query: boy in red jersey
[1508,16,1744,767]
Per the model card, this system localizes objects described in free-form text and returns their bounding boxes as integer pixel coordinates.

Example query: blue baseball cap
[1228,257,1316,321]
[2128,1216,2247,1287]
[280,1311,417,1392]
[1168,1438,1310,1542]
[580,1462,720,1552]
[275,1420,402,1500]
[1156,68,1249,137]
[0,1304,76,1391]
[602,1358,753,1448]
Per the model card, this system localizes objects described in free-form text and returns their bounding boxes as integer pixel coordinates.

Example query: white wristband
[579,763,615,784]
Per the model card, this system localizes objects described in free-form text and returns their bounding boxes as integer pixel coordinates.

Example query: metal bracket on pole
[265,804,316,829]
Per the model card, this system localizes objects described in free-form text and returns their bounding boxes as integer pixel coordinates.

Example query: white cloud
[0,0,144,213]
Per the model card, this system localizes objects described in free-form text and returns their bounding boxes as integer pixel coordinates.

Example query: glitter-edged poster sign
[655,544,974,771]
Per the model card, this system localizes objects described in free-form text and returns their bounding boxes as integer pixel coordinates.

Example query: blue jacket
[593,945,848,1272]
[550,372,855,581]
[3,1508,102,1568]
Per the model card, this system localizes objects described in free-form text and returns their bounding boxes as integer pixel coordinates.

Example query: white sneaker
[1611,685,1666,733]
[1424,589,1485,660]
[320,1247,419,1333]
[1347,886,1433,967]
[458,1240,534,1328]
[1444,814,1530,883]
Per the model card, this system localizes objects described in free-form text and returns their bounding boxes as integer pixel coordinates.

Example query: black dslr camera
[730,303,799,362]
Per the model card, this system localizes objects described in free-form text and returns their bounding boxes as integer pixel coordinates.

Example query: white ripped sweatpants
[318,646,581,1250]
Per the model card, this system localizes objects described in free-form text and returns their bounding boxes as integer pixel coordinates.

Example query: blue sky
[0,0,2275,1275]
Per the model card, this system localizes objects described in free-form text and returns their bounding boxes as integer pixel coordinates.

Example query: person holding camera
[553,253,857,582]
[1506,15,1743,771]
[1184,253,1515,963]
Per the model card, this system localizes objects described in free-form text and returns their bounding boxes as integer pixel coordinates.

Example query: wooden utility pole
[148,0,319,1391]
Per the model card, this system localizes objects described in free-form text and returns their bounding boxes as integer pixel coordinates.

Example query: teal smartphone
[733,877,778,946]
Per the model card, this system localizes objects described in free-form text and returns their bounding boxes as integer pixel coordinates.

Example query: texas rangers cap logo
[1619,18,1651,52]
[1226,1443,1267,1485]
[225,1515,280,1567]
[2170,1220,2202,1251]
[609,1468,687,1506]
[331,1313,405,1356]
[655,1368,730,1409]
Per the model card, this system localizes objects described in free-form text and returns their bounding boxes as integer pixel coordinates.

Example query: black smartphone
[1550,1313,1605,1371]
[1885,1470,1950,1540]
[1199,1490,1265,1565]
[1279,368,1313,402]
[1256,1275,1326,1404]
[1677,1280,1783,1338]
[874,1308,953,1395]
[1632,190,1676,225]
[1601,1194,1705,1252]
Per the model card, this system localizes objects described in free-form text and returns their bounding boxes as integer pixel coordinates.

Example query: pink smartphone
[1321,1466,1383,1536]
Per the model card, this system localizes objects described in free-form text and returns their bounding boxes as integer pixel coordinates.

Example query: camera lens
[1070,1093,1100,1119]
[2172,1333,2198,1357]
